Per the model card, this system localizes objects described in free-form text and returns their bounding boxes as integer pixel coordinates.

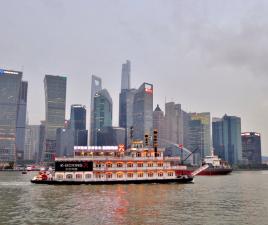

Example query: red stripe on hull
[176,168,232,176]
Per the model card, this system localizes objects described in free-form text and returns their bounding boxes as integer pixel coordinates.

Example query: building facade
[153,104,166,147]
[187,112,211,164]
[212,115,242,165]
[164,102,183,146]
[0,69,26,167]
[97,126,125,146]
[24,125,40,162]
[92,89,113,145]
[242,132,262,165]
[70,104,88,146]
[133,83,153,142]
[43,75,67,162]
[56,128,74,157]
[119,89,136,147]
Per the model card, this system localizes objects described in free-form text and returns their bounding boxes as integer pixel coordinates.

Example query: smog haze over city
[0,0,267,155]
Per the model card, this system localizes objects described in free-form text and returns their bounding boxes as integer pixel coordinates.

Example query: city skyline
[0,0,267,155]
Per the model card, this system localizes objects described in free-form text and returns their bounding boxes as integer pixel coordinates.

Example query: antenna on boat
[130,126,134,147]
[153,129,158,157]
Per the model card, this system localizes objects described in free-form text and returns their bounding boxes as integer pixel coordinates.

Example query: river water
[0,171,267,225]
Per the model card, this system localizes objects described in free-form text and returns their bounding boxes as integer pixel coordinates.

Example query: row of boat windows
[95,162,164,168]
[56,171,174,180]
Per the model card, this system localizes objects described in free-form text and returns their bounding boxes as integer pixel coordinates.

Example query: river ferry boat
[31,142,207,185]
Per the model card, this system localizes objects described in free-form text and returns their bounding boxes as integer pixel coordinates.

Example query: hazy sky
[1,0,267,155]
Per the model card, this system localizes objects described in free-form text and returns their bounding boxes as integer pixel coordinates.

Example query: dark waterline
[0,171,268,225]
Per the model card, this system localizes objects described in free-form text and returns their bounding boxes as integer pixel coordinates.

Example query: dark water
[0,171,267,225]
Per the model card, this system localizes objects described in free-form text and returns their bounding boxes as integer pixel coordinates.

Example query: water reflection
[0,172,268,225]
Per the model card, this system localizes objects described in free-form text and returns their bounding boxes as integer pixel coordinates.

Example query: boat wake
[0,182,31,186]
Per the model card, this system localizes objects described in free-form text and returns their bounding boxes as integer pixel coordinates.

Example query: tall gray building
[212,115,242,165]
[119,60,134,147]
[24,125,40,162]
[38,121,45,162]
[153,104,165,147]
[187,112,211,164]
[182,110,190,148]
[164,102,183,146]
[56,127,74,157]
[0,69,27,167]
[90,75,102,145]
[133,83,153,141]
[70,104,87,146]
[43,75,67,162]
[121,60,131,90]
[119,89,136,147]
[92,89,113,145]
[16,81,28,161]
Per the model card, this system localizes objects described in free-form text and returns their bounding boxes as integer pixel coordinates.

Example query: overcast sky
[1,0,267,155]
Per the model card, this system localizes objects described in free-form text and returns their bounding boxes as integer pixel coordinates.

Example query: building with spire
[90,75,102,145]
[119,60,135,147]
[153,104,165,147]
[92,89,113,145]
[121,60,131,90]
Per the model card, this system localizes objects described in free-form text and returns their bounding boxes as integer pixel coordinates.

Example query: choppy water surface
[0,171,268,225]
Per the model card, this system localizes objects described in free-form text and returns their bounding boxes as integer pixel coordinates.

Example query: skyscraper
[56,127,74,157]
[242,132,262,165]
[43,75,66,162]
[97,126,125,146]
[70,104,87,146]
[212,114,242,165]
[119,89,136,147]
[133,83,153,141]
[0,69,24,166]
[90,75,102,145]
[70,105,86,130]
[92,89,113,145]
[38,121,45,163]
[24,125,40,162]
[16,81,28,161]
[182,110,190,149]
[121,60,131,90]
[187,112,211,164]
[164,102,183,146]
[153,104,165,147]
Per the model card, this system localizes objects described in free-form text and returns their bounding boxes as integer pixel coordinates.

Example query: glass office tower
[0,69,23,166]
[90,75,102,145]
[92,89,113,145]
[43,75,66,162]
[212,115,242,165]
[133,83,153,141]
[16,81,28,161]
[70,104,88,146]
[119,89,137,147]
